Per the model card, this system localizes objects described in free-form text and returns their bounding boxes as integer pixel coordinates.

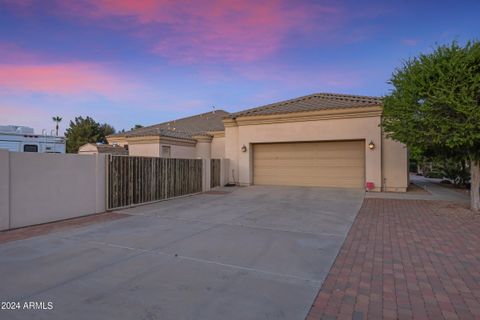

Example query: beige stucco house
[224,93,408,192]
[107,110,228,159]
[107,93,409,192]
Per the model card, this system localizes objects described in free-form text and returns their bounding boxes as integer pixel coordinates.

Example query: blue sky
[0,0,479,134]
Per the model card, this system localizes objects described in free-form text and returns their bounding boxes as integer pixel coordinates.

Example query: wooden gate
[107,156,203,210]
[210,159,221,188]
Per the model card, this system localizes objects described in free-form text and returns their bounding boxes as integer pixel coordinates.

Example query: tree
[131,124,144,130]
[99,123,115,143]
[65,116,116,153]
[52,116,62,136]
[382,41,480,211]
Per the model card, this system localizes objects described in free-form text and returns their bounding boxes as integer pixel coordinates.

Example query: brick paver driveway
[308,198,480,320]
[0,186,364,320]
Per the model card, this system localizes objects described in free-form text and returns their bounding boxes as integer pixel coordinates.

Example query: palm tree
[52,116,62,136]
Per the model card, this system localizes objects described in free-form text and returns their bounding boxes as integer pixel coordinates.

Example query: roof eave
[227,105,383,127]
[126,133,196,142]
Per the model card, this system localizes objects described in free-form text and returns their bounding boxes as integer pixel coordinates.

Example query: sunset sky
[1,0,479,134]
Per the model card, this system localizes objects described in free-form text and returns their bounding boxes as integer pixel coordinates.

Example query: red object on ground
[365,181,375,190]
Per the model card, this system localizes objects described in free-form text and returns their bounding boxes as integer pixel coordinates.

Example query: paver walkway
[365,175,470,204]
[308,198,480,320]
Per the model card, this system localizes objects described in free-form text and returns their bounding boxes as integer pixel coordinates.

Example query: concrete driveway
[0,186,364,320]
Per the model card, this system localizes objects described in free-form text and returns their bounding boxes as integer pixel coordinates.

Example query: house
[107,110,228,159]
[224,93,408,192]
[107,93,409,192]
[78,143,128,155]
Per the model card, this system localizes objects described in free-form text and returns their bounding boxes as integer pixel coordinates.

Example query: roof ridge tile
[230,92,382,118]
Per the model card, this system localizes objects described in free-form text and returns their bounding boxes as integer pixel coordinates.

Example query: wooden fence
[107,156,203,210]
[210,159,221,188]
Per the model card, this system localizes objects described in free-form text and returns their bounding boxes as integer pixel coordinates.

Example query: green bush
[425,171,444,179]
[409,160,418,173]
[440,159,470,187]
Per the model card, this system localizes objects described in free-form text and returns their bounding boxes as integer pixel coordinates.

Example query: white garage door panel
[253,141,365,188]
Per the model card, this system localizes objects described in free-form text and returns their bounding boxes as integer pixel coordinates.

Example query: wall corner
[220,158,229,186]
[0,149,10,230]
[95,153,107,213]
[202,158,211,192]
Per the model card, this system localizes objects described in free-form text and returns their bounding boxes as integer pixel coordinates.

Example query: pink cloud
[53,0,344,63]
[0,62,127,96]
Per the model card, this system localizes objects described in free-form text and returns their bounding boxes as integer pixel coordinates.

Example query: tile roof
[85,144,128,155]
[229,93,382,118]
[110,110,229,139]
[127,128,195,140]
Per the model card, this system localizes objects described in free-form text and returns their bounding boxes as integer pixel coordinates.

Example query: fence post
[202,158,211,192]
[95,153,106,213]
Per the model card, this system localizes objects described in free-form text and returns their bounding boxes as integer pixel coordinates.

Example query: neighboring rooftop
[230,93,382,118]
[110,110,229,139]
[79,143,128,155]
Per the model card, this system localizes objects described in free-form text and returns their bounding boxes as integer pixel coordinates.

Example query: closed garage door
[253,140,365,188]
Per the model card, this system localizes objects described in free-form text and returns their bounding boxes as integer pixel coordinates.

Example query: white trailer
[0,125,66,153]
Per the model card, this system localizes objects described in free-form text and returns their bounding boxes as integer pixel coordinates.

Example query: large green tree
[65,116,116,153]
[382,41,480,211]
[98,123,115,143]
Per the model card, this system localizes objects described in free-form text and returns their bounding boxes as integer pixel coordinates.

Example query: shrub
[425,171,444,179]
[441,159,470,187]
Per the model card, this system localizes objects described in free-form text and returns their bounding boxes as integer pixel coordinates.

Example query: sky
[0,0,479,135]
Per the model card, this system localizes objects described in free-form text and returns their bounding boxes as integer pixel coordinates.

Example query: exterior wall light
[241,145,247,152]
[368,141,376,150]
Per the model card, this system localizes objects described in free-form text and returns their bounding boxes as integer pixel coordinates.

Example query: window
[23,144,38,152]
[162,145,171,158]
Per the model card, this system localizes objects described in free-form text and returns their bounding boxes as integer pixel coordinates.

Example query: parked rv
[0,125,66,153]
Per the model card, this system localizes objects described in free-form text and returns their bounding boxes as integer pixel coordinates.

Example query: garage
[253,140,365,188]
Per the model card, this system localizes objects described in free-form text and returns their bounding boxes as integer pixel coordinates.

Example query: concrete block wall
[0,151,107,230]
[0,152,230,230]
